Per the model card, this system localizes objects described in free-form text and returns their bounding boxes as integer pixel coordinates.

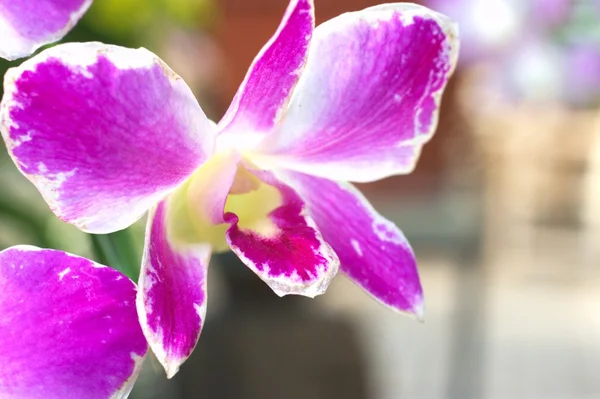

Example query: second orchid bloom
[0,0,458,396]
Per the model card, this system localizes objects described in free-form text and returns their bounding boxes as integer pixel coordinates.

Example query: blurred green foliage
[90,0,217,38]
[554,1,600,44]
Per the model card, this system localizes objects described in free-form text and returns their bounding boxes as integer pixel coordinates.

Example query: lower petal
[280,171,424,318]
[0,0,92,60]
[225,168,340,298]
[0,246,147,399]
[137,201,210,378]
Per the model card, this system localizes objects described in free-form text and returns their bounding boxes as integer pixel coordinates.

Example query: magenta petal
[137,201,210,378]
[0,0,92,60]
[0,42,215,234]
[282,171,424,318]
[225,169,339,298]
[0,246,147,399]
[259,4,459,182]
[218,0,314,146]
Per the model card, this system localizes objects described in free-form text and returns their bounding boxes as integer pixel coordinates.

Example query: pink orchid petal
[0,246,147,399]
[225,168,339,298]
[137,201,210,378]
[258,4,459,182]
[281,171,424,318]
[0,0,92,60]
[217,0,314,148]
[0,42,215,234]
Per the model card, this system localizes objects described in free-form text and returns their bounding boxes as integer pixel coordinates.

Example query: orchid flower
[0,0,92,60]
[0,246,147,398]
[0,0,458,380]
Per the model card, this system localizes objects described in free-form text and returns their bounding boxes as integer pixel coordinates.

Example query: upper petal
[225,167,340,297]
[0,42,215,234]
[280,171,424,318]
[0,0,92,60]
[217,0,314,149]
[0,246,148,399]
[137,201,210,379]
[256,4,459,182]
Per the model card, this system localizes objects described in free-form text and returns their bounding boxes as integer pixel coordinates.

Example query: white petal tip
[163,361,181,380]
[413,300,425,322]
[272,285,325,299]
[268,267,338,299]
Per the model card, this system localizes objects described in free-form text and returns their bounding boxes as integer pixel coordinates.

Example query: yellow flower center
[165,151,281,252]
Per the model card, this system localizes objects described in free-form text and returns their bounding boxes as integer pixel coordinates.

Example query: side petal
[280,171,424,318]
[225,167,339,298]
[217,0,314,149]
[0,246,148,399]
[137,201,210,379]
[0,0,92,60]
[0,42,215,234]
[257,4,459,182]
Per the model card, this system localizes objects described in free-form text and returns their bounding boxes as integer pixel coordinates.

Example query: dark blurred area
[1,0,600,398]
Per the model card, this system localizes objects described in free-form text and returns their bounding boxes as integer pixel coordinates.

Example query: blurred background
[1,0,600,398]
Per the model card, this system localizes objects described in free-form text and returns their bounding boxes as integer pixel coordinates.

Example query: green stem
[0,197,49,246]
[90,228,140,280]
